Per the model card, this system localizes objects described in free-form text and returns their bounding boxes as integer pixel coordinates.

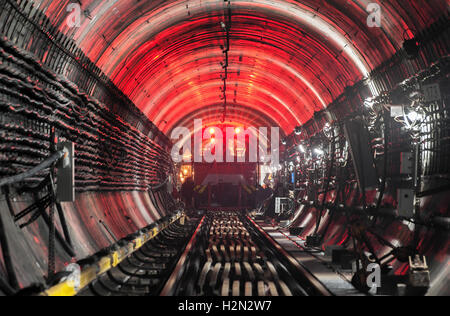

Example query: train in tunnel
[0,0,448,300]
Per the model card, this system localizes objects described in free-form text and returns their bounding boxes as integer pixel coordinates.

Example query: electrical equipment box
[423,83,441,102]
[409,255,431,288]
[332,249,356,270]
[306,235,322,248]
[275,197,290,214]
[398,189,414,218]
[325,245,344,257]
[344,120,379,191]
[57,142,75,202]
[400,152,414,174]
[390,105,404,117]
[289,227,304,236]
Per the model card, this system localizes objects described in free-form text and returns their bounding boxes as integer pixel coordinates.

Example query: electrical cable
[318,163,346,243]
[0,150,65,187]
[0,42,172,192]
[0,207,20,290]
[313,128,335,235]
[150,177,170,191]
[372,109,390,226]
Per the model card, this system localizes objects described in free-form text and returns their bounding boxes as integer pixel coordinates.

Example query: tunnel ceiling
[34,0,446,135]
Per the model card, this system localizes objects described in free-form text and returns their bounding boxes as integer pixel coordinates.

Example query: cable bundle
[0,38,172,192]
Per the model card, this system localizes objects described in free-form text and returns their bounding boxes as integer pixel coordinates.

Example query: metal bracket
[56,142,75,202]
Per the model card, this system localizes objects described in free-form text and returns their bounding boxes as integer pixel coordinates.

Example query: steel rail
[159,216,206,296]
[247,216,333,296]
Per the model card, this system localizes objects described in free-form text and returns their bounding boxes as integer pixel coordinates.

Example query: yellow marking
[135,237,143,249]
[80,266,97,289]
[43,281,76,297]
[112,251,119,267]
[97,257,111,275]
[41,214,184,296]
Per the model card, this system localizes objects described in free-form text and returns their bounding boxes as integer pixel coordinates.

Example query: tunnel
[0,0,448,300]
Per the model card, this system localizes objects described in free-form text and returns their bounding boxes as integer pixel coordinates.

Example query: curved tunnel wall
[277,8,449,295]
[289,186,449,295]
[281,34,449,295]
[0,0,448,295]
[0,0,177,293]
[28,0,449,134]
[0,190,171,289]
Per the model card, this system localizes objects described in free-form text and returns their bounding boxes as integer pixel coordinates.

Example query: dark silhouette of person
[181,177,195,211]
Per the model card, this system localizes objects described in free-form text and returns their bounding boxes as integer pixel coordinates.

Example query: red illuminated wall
[0,0,448,295]
[0,190,171,289]
[30,0,447,135]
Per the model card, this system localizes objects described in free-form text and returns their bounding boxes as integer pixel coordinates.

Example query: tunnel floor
[77,219,200,296]
[76,211,364,297]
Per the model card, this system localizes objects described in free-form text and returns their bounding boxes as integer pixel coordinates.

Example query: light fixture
[298,144,306,153]
[407,110,422,122]
[281,138,287,146]
[323,123,333,139]
[209,128,215,135]
[314,148,325,156]
[364,98,375,108]
[235,127,241,134]
[294,126,303,136]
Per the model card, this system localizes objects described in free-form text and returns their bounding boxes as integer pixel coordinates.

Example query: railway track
[77,211,331,296]
[77,219,199,296]
[162,211,331,296]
